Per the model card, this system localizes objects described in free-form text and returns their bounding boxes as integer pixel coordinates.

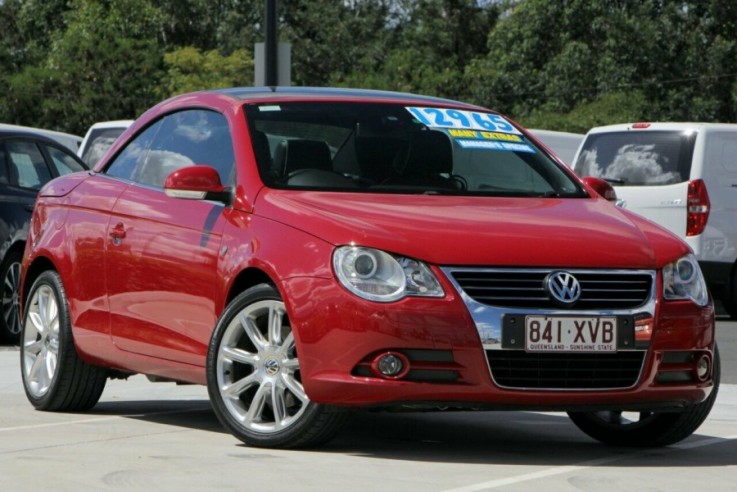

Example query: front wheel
[568,346,720,447]
[206,284,348,448]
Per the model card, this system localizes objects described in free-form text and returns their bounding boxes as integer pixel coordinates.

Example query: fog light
[695,354,710,382]
[370,352,410,379]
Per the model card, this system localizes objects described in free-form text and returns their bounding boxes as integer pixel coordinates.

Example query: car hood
[256,190,689,268]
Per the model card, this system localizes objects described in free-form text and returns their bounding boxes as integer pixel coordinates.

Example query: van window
[574,131,696,186]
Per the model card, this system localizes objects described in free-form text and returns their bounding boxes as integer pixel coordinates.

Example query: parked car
[21,88,718,449]
[573,122,737,319]
[1,127,88,343]
[528,129,584,167]
[77,120,133,166]
[0,124,82,153]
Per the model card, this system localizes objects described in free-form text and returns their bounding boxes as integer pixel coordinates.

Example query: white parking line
[442,434,737,492]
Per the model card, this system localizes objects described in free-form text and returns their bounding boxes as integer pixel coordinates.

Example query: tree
[279,0,395,87]
[466,0,737,130]
[5,0,166,134]
[336,0,498,99]
[160,46,254,96]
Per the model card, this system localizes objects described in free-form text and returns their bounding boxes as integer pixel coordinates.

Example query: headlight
[662,254,708,306]
[333,246,444,302]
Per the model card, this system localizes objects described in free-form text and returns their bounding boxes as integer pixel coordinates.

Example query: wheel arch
[225,267,277,306]
[21,255,58,312]
[1,240,26,263]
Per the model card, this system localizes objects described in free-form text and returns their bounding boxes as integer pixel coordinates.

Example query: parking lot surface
[1,317,736,491]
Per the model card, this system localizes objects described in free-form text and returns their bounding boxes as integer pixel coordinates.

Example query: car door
[701,131,737,264]
[103,110,234,365]
[0,138,48,340]
[1,137,89,341]
[0,138,52,224]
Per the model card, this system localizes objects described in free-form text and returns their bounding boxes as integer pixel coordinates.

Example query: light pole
[265,0,278,86]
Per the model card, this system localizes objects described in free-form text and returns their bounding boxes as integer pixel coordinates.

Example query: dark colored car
[21,88,718,449]
[1,128,88,343]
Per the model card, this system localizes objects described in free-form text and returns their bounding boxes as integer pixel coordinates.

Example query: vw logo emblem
[545,271,581,306]
[264,358,280,376]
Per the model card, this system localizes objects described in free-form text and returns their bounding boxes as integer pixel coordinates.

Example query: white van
[572,122,737,318]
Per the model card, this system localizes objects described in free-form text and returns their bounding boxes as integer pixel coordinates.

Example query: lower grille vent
[487,350,645,389]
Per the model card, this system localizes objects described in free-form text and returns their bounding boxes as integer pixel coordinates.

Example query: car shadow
[94,400,737,467]
[319,410,737,467]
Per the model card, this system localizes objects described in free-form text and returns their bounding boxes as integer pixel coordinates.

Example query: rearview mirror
[163,165,231,204]
[582,176,618,202]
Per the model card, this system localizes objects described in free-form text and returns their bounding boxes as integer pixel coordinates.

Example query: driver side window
[105,109,235,188]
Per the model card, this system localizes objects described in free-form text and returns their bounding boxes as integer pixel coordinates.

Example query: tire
[568,345,721,447]
[21,270,107,411]
[207,283,348,448]
[724,269,737,320]
[1,249,23,344]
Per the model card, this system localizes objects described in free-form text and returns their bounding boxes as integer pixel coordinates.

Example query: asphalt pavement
[0,315,735,491]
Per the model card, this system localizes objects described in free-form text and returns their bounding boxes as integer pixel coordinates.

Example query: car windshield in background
[245,102,585,198]
[574,130,697,186]
[80,127,129,166]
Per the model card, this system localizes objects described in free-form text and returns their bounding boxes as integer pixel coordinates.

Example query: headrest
[274,139,332,177]
[399,130,453,177]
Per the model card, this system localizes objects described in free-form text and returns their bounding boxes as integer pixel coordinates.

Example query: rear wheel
[568,346,720,446]
[1,250,23,344]
[206,284,348,448]
[21,270,107,411]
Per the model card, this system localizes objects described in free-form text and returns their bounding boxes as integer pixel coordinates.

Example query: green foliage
[335,0,498,99]
[2,0,737,135]
[519,92,649,134]
[161,47,254,96]
[466,0,737,131]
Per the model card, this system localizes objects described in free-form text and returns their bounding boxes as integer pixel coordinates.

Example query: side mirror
[582,176,618,202]
[163,165,231,204]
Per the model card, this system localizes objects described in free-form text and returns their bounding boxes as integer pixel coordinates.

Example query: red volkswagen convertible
[20,88,718,448]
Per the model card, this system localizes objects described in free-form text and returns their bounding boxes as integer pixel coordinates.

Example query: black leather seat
[391,130,459,189]
[274,139,333,178]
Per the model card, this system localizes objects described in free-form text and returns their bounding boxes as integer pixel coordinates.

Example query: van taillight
[687,179,710,236]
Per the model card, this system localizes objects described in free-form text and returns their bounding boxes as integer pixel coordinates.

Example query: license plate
[525,316,617,353]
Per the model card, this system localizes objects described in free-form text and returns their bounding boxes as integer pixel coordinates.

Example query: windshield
[574,130,696,186]
[245,102,585,197]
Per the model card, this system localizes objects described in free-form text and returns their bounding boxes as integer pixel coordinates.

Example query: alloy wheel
[2,260,22,338]
[22,284,60,398]
[215,299,308,434]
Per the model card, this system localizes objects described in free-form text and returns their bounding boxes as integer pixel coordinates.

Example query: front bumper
[281,274,716,410]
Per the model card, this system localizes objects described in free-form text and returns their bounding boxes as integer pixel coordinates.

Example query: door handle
[109,223,126,241]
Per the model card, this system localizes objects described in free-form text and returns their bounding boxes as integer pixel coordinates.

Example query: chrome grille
[450,269,654,310]
[487,350,645,389]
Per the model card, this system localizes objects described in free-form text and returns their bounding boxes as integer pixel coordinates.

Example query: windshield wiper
[604,177,626,184]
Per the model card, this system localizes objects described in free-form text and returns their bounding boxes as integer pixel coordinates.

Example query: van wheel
[206,284,349,448]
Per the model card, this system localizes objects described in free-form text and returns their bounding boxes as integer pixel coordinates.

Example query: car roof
[210,86,486,109]
[0,123,82,152]
[84,120,135,131]
[585,122,737,134]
